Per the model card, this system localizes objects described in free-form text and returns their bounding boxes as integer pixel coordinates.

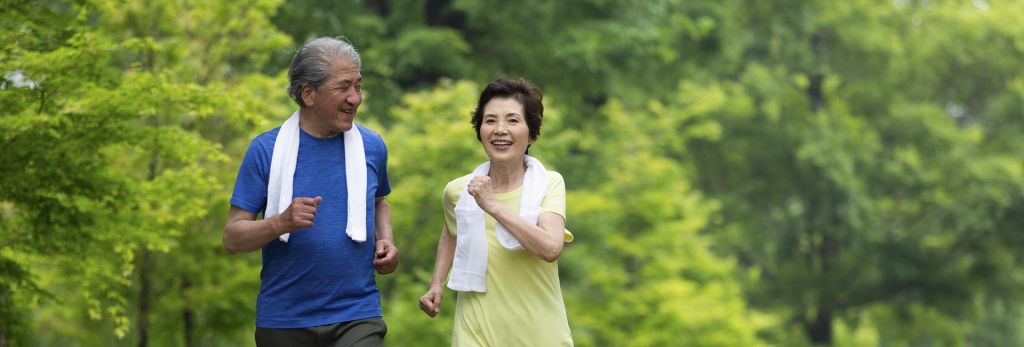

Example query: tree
[1,0,291,345]
[559,96,770,346]
[680,0,1024,344]
[270,0,473,123]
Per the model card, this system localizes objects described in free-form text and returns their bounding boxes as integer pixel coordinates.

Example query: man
[223,37,398,346]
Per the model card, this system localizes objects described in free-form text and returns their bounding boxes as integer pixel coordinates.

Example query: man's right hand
[274,196,323,234]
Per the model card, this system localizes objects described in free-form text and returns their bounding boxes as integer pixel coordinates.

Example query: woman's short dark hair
[471,78,544,149]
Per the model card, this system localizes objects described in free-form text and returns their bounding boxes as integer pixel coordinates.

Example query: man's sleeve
[229,139,269,214]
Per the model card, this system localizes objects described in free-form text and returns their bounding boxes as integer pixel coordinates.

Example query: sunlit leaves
[1,0,292,344]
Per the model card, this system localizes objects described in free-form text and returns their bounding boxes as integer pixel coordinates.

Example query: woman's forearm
[430,225,457,289]
[486,205,565,262]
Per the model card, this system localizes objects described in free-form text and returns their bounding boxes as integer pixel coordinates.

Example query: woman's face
[480,97,533,163]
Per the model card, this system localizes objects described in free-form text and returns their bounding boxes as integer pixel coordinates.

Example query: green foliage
[561,99,767,346]
[682,0,1024,344]
[3,0,1023,346]
[1,0,290,345]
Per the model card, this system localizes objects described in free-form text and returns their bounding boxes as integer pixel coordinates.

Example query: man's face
[303,58,362,134]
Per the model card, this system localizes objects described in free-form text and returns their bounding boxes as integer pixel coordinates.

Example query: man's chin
[335,115,355,130]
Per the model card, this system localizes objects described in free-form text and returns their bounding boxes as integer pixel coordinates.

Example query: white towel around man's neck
[265,110,367,243]
[447,155,548,293]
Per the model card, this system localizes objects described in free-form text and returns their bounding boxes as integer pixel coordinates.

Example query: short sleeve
[367,127,391,198]
[540,171,566,220]
[442,175,472,236]
[230,136,273,214]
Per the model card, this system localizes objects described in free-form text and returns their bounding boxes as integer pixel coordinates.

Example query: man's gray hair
[287,37,362,107]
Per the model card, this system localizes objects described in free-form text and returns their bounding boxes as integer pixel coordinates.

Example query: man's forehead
[329,57,360,74]
[332,57,359,69]
[333,73,361,81]
[330,68,361,82]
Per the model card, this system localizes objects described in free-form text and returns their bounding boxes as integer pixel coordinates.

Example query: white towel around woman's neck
[265,110,367,243]
[447,155,548,292]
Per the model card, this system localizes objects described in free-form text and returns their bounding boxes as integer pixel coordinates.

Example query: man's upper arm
[227,205,258,223]
[230,136,271,214]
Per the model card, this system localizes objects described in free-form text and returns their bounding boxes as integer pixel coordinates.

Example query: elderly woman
[419,78,574,346]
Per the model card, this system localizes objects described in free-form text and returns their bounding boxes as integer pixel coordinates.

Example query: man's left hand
[373,239,399,274]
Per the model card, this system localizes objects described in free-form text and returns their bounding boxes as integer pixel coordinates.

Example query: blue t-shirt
[229,124,391,328]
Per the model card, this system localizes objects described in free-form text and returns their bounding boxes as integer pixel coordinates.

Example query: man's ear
[301,84,316,107]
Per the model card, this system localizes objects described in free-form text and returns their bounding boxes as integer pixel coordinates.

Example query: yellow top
[443,171,573,347]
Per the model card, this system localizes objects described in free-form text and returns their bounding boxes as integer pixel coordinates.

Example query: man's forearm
[223,207,283,254]
[374,197,394,242]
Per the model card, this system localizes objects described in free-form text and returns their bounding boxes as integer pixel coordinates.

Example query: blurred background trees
[1,0,1022,346]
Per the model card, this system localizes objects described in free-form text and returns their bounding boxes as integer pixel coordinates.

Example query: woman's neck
[488,158,527,193]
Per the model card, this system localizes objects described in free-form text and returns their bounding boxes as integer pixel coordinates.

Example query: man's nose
[346,90,362,105]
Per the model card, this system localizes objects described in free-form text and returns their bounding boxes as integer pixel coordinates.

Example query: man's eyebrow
[336,77,361,86]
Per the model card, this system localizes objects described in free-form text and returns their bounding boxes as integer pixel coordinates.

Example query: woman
[419,78,574,346]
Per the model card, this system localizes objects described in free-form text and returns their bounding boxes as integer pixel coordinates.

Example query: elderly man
[223,37,398,346]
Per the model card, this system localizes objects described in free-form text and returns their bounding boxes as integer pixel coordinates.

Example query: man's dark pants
[255,317,387,347]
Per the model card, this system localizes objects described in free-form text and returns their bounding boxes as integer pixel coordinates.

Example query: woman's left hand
[467,176,499,211]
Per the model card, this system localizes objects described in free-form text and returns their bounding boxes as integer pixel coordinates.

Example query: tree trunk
[137,250,151,347]
[805,308,833,345]
[183,278,195,347]
[0,288,6,347]
[807,31,827,113]
[364,0,390,17]
[804,30,834,346]
[807,73,825,112]
[136,127,161,347]
[425,0,466,30]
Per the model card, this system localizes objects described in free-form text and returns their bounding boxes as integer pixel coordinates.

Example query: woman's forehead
[483,97,523,114]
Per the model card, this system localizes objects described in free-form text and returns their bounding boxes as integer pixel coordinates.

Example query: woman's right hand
[419,288,443,318]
